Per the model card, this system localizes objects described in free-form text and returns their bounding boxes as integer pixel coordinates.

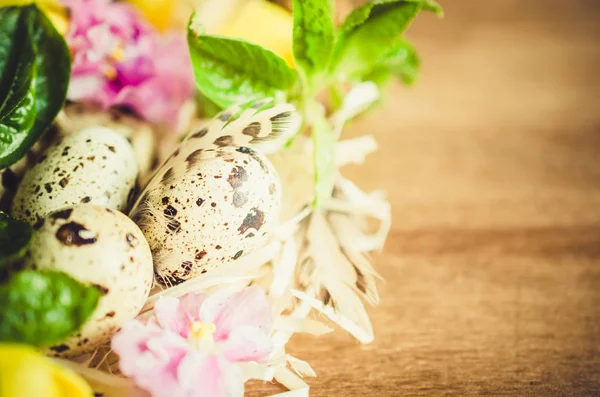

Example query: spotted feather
[183,98,301,154]
[134,100,299,212]
[294,211,377,344]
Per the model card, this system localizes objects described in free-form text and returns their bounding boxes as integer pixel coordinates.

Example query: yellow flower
[132,0,294,66]
[127,0,174,31]
[0,343,93,397]
[218,0,294,67]
[0,0,69,35]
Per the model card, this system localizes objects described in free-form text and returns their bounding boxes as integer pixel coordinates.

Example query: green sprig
[187,0,442,207]
[188,20,297,108]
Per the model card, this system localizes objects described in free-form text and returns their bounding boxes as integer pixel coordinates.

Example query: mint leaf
[0,270,101,347]
[340,0,442,33]
[0,212,32,272]
[197,92,222,118]
[385,39,420,85]
[363,39,420,86]
[188,20,297,108]
[331,0,440,80]
[291,0,335,79]
[0,5,71,168]
[361,67,392,89]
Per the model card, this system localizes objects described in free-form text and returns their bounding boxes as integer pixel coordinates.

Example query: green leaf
[331,0,440,80]
[0,5,71,168]
[0,11,35,120]
[340,0,442,33]
[363,67,393,88]
[188,19,297,108]
[0,7,24,101]
[363,39,420,86]
[385,39,420,85]
[0,270,101,347]
[0,8,19,62]
[0,212,33,272]
[196,92,222,118]
[291,0,335,79]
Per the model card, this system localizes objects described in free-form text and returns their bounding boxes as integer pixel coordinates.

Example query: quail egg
[25,204,153,357]
[130,146,281,285]
[12,127,138,224]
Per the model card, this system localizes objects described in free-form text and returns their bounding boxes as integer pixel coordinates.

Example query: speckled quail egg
[130,146,281,285]
[12,127,138,225]
[25,204,153,357]
[61,103,156,183]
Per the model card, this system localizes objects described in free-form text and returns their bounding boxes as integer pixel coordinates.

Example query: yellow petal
[127,0,174,31]
[40,3,69,35]
[0,343,93,397]
[0,0,35,5]
[218,0,295,67]
[0,0,69,35]
[51,361,95,397]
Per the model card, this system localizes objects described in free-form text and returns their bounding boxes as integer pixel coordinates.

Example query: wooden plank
[249,0,600,395]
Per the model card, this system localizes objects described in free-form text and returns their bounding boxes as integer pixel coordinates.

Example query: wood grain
[250,0,600,395]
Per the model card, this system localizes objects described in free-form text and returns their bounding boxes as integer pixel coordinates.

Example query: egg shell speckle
[131,146,281,285]
[25,204,153,357]
[12,127,138,225]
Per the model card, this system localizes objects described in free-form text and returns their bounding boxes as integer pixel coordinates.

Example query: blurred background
[251,0,600,396]
[1,0,598,395]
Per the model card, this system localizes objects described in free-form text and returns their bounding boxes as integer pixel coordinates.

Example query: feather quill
[292,212,376,343]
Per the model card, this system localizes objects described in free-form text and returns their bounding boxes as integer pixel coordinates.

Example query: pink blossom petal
[63,0,194,126]
[112,321,192,397]
[199,289,240,327]
[67,75,106,104]
[113,287,270,397]
[154,296,190,338]
[179,292,207,322]
[115,80,176,125]
[220,325,273,364]
[154,33,193,80]
[153,293,209,339]
[201,286,272,341]
[116,56,155,86]
[71,51,103,74]
[110,320,156,373]
[86,24,120,59]
[177,351,244,397]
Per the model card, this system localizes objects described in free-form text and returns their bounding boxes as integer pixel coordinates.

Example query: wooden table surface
[250,1,600,395]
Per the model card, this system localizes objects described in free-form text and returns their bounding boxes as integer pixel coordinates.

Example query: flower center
[111,45,125,62]
[103,65,117,80]
[189,321,216,343]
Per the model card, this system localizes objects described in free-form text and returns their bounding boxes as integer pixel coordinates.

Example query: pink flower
[63,0,195,126]
[112,286,274,397]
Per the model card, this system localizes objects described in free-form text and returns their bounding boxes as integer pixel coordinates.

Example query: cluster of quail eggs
[6,104,291,356]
